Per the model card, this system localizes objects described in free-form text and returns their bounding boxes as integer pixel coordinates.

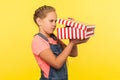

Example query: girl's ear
[36,18,42,26]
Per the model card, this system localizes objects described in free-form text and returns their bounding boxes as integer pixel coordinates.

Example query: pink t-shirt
[31,35,57,78]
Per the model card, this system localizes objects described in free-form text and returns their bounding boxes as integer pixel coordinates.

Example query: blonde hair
[33,5,56,24]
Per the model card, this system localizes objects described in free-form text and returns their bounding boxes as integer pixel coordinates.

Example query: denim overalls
[37,33,68,80]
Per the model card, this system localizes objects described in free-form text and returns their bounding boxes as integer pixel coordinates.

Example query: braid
[33,5,56,24]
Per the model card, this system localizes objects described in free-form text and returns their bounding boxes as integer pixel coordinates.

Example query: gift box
[85,25,95,39]
[57,26,95,39]
[57,18,86,29]
[57,18,95,39]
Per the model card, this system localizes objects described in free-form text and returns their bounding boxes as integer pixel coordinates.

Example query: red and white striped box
[57,26,95,39]
[57,18,86,29]
[86,25,95,39]
[57,18,95,39]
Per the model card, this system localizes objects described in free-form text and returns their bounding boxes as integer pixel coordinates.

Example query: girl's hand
[70,38,90,45]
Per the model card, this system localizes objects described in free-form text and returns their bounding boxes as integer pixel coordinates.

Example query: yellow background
[0,0,120,80]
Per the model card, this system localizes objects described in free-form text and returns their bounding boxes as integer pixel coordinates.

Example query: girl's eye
[49,20,57,23]
[50,20,53,22]
[55,20,57,23]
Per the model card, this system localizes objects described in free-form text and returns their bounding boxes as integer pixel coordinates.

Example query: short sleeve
[32,35,50,55]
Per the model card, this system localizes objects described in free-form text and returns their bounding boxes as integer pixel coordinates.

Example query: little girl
[32,5,89,80]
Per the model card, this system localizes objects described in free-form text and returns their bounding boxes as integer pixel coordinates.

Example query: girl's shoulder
[32,35,49,45]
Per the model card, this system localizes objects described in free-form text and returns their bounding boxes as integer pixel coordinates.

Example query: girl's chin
[48,31,53,34]
[49,32,54,34]
[50,30,54,33]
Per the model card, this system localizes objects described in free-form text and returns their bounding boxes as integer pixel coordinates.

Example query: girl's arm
[39,41,75,69]
[39,38,89,69]
[58,39,78,57]
[69,45,78,57]
[58,39,89,57]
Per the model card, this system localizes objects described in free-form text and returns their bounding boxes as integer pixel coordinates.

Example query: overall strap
[37,33,49,42]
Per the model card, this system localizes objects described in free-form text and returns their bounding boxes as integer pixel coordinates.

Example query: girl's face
[39,11,57,36]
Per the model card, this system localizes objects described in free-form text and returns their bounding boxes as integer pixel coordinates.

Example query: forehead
[45,11,57,19]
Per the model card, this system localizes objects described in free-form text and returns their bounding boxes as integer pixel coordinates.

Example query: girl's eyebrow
[49,19,57,21]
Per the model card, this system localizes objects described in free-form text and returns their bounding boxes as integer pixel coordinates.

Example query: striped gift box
[86,25,95,39]
[57,26,95,39]
[57,18,86,29]
[57,18,95,39]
